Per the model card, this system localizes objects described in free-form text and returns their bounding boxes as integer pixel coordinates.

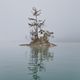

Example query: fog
[0,0,80,43]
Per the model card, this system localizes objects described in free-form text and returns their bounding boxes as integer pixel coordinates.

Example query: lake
[0,42,80,80]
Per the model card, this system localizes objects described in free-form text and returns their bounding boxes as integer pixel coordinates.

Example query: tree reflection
[28,46,54,80]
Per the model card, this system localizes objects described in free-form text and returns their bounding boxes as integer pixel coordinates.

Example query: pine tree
[28,7,45,40]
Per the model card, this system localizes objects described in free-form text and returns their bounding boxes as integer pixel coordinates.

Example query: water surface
[0,42,80,80]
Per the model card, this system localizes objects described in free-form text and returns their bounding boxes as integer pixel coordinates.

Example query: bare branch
[28,17,36,21]
[38,20,45,28]
[28,22,38,27]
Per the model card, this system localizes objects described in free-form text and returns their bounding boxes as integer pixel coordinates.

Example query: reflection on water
[27,47,54,80]
[0,43,80,80]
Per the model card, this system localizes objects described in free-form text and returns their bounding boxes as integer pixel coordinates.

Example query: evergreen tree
[28,7,45,40]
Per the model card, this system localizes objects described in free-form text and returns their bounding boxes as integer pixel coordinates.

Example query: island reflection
[27,46,54,80]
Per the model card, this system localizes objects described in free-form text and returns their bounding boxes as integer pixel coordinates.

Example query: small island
[21,7,56,47]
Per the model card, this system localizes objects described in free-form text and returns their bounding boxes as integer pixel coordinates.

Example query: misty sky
[0,0,80,42]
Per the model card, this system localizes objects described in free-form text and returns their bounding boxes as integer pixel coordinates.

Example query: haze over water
[0,0,80,80]
[0,42,80,80]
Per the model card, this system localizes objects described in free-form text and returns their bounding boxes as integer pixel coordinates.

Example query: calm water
[0,42,80,80]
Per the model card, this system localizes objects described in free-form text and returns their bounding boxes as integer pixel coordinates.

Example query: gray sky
[0,0,80,42]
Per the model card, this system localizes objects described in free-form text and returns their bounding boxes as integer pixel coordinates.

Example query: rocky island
[21,7,56,47]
